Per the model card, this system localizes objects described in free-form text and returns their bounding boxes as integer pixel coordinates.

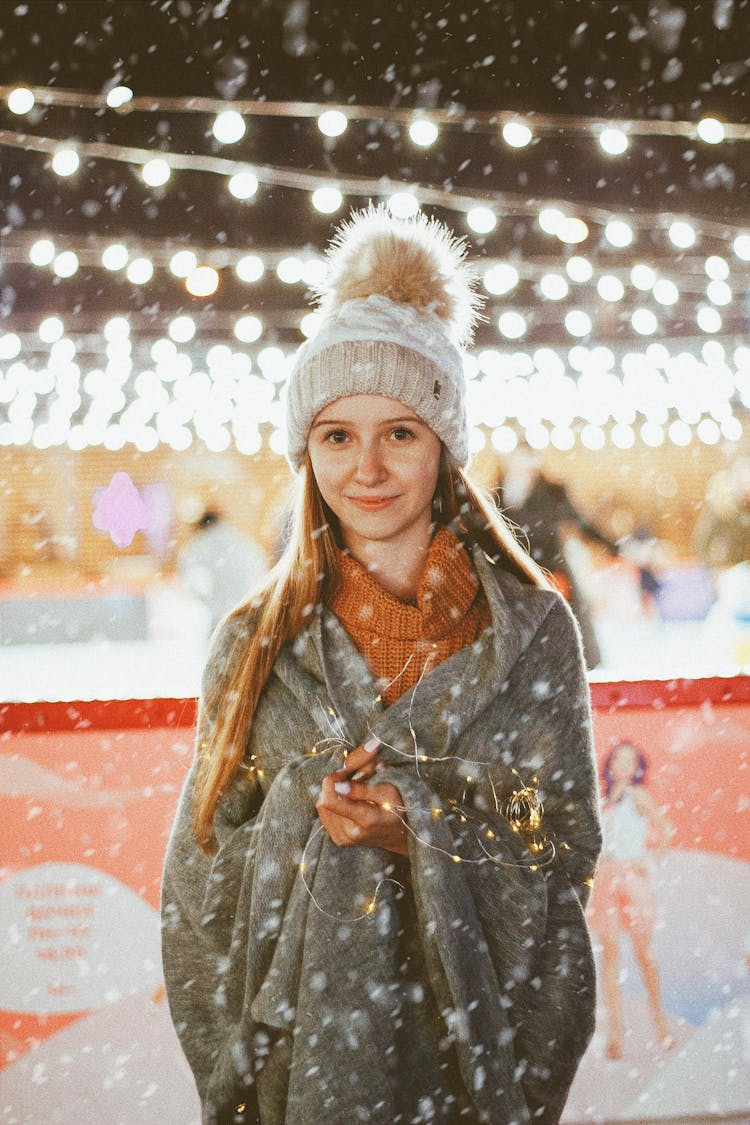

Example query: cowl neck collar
[329,527,480,642]
[275,547,556,759]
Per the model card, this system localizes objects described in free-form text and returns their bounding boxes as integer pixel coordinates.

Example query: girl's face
[307,394,442,554]
[609,743,640,784]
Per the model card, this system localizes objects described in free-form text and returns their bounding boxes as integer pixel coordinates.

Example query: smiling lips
[347,495,399,510]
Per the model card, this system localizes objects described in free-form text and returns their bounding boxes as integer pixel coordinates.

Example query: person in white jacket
[178,510,267,630]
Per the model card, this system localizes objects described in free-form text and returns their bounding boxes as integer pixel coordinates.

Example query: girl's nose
[353,441,387,485]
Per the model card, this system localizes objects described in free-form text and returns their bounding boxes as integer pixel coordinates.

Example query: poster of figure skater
[587,740,676,1060]
[563,684,750,1123]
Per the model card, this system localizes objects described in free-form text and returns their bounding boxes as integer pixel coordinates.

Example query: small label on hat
[433,380,441,399]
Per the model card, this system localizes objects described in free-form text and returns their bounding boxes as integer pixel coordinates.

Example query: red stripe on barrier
[0,676,748,731]
[0,697,197,732]
[589,675,750,709]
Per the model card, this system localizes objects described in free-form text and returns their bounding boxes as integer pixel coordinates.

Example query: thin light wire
[295,667,557,923]
[299,789,556,923]
[406,652,437,778]
[297,819,406,922]
[1,126,748,239]
[3,85,749,140]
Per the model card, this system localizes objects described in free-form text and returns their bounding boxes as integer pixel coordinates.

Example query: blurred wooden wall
[0,429,747,581]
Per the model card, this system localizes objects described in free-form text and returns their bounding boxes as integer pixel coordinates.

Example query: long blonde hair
[192,448,551,852]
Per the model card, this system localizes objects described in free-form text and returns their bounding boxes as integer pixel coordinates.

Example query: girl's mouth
[348,496,398,510]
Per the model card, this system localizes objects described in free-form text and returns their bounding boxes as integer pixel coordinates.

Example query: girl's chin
[339,511,433,547]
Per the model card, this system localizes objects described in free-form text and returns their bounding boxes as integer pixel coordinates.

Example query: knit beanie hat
[284,204,482,471]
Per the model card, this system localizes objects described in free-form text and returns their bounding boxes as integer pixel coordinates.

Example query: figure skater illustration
[589,739,676,1060]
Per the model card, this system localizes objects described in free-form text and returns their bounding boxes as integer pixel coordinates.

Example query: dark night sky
[1,0,749,346]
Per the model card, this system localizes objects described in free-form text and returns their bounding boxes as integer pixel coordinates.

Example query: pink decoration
[92,471,151,548]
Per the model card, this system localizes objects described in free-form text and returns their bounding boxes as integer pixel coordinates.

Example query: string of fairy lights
[290,682,558,923]
[1,84,748,455]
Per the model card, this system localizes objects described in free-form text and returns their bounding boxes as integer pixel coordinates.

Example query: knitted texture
[285,318,468,470]
[284,206,484,472]
[328,528,491,705]
[161,554,602,1125]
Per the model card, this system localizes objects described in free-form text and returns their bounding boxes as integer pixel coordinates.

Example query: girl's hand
[316,740,408,856]
[339,737,382,783]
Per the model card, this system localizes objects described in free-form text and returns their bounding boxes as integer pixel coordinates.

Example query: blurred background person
[588,740,676,1061]
[693,456,750,574]
[495,444,622,667]
[692,458,750,664]
[177,509,267,633]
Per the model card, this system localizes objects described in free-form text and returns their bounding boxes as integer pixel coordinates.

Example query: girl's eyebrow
[311,415,423,429]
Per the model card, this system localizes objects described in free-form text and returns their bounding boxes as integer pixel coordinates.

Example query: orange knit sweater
[328,528,492,706]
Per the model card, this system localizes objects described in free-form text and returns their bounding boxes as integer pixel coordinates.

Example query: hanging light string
[2,229,748,289]
[293,684,554,921]
[1,126,748,246]
[2,84,749,141]
[296,758,556,923]
[293,670,558,923]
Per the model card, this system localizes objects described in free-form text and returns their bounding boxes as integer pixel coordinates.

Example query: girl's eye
[392,427,414,441]
[324,429,349,444]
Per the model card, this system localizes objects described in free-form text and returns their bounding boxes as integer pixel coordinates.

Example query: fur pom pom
[315,204,483,347]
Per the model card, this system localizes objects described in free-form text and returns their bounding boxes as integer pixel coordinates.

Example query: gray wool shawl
[161,550,602,1125]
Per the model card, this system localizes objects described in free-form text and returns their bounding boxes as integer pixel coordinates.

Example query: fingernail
[334,781,351,795]
[364,736,381,754]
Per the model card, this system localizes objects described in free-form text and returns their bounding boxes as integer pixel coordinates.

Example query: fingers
[318,800,405,852]
[316,739,408,855]
[316,775,406,852]
[315,775,364,845]
[329,762,378,786]
[317,779,381,823]
[340,737,382,779]
[351,781,403,810]
[316,806,363,847]
[331,779,381,802]
[324,778,402,811]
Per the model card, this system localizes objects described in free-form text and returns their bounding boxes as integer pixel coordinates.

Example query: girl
[588,740,675,1059]
[161,206,602,1125]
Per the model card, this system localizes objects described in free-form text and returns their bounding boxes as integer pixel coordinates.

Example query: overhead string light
[51,148,79,176]
[408,118,440,147]
[3,86,747,143]
[598,127,629,155]
[5,229,749,341]
[212,109,246,145]
[1,78,748,358]
[501,121,533,148]
[0,102,748,249]
[3,325,745,455]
